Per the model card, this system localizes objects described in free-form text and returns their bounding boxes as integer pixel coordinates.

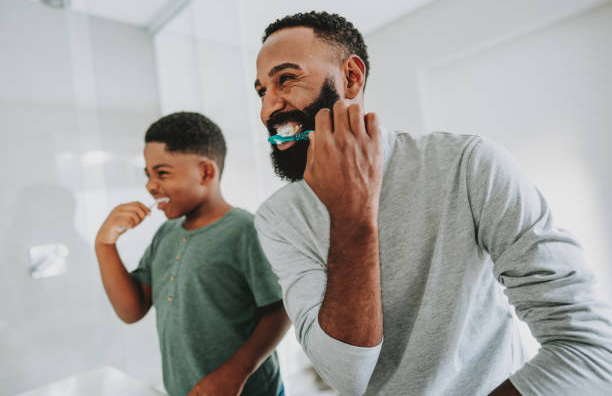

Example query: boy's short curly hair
[263,11,370,83]
[145,112,227,177]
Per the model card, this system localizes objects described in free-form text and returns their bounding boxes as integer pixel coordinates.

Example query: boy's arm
[95,201,153,324]
[187,301,290,396]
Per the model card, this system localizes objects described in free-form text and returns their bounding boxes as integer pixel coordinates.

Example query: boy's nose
[146,179,159,194]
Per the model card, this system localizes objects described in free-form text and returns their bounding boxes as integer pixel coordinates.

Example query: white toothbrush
[115,197,170,233]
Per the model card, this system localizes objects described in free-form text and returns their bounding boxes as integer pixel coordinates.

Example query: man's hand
[304,100,382,227]
[186,361,249,396]
[95,202,151,245]
[304,100,384,347]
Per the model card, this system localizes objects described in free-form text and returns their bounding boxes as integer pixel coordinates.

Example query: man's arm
[304,101,384,348]
[187,301,290,396]
[95,202,153,323]
[467,138,612,396]
[254,101,384,395]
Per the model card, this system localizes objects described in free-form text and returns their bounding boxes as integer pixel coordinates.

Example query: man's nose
[261,88,285,125]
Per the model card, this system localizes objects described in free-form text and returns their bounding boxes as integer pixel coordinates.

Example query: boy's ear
[199,159,217,184]
[343,54,366,100]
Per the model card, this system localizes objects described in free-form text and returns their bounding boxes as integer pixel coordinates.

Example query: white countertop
[16,366,166,396]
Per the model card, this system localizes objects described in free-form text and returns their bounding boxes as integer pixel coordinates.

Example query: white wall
[366,0,612,354]
[154,0,284,213]
[0,1,163,394]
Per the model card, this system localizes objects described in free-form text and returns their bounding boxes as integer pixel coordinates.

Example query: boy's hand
[95,202,151,245]
[186,361,248,396]
[303,100,383,227]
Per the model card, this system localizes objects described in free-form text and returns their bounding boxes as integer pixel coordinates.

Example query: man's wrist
[330,214,378,237]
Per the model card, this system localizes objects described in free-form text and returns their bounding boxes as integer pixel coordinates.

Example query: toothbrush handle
[268,130,313,144]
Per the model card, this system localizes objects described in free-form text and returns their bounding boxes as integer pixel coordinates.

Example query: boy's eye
[158,171,169,177]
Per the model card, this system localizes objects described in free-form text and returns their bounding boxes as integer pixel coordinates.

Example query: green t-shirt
[131,208,283,396]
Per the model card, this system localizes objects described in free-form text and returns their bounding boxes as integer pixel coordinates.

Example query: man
[253,11,612,396]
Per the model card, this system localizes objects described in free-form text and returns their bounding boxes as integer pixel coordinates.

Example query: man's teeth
[277,123,301,137]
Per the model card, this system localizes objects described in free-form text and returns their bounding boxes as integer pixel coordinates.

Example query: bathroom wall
[0,1,163,393]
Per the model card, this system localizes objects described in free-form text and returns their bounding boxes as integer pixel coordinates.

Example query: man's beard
[267,77,340,182]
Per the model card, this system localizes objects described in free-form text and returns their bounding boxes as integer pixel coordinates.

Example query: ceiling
[38,0,438,49]
[69,0,175,26]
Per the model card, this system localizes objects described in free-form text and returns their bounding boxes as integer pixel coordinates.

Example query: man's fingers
[314,108,333,147]
[307,108,333,181]
[333,100,353,139]
[348,104,367,138]
[305,130,316,169]
[364,112,380,141]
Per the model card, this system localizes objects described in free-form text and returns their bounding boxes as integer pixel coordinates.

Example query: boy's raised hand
[95,202,151,245]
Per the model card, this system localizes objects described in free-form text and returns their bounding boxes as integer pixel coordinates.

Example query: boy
[95,112,290,396]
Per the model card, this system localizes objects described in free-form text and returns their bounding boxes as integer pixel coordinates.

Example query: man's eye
[257,88,266,98]
[279,74,295,85]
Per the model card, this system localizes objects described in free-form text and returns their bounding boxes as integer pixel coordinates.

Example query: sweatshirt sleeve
[255,205,382,395]
[466,137,612,395]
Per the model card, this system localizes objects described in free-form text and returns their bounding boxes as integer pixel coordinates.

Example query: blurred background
[1,0,611,394]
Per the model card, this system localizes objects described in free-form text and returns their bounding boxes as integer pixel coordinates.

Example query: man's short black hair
[145,112,227,176]
[263,11,370,83]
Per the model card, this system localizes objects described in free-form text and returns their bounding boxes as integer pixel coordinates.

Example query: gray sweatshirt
[254,129,612,395]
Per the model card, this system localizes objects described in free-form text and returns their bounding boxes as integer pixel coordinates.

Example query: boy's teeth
[157,197,170,204]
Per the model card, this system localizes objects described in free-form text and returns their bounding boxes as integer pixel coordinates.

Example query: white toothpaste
[277,123,301,137]
[154,197,170,206]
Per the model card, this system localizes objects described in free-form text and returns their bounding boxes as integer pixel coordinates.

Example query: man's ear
[344,55,366,99]
[199,159,217,184]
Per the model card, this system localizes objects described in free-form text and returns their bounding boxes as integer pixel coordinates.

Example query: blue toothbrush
[268,130,313,145]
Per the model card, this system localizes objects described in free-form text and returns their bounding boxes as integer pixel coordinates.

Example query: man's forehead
[262,26,318,50]
[256,27,331,74]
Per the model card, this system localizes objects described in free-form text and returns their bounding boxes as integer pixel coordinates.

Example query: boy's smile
[143,142,208,220]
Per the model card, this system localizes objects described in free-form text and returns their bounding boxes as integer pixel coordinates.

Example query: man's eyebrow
[268,62,301,77]
[254,62,302,89]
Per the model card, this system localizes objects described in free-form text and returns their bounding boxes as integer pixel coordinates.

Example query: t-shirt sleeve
[242,225,283,308]
[130,222,166,286]
[254,204,381,396]
[130,243,153,286]
[466,137,612,396]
